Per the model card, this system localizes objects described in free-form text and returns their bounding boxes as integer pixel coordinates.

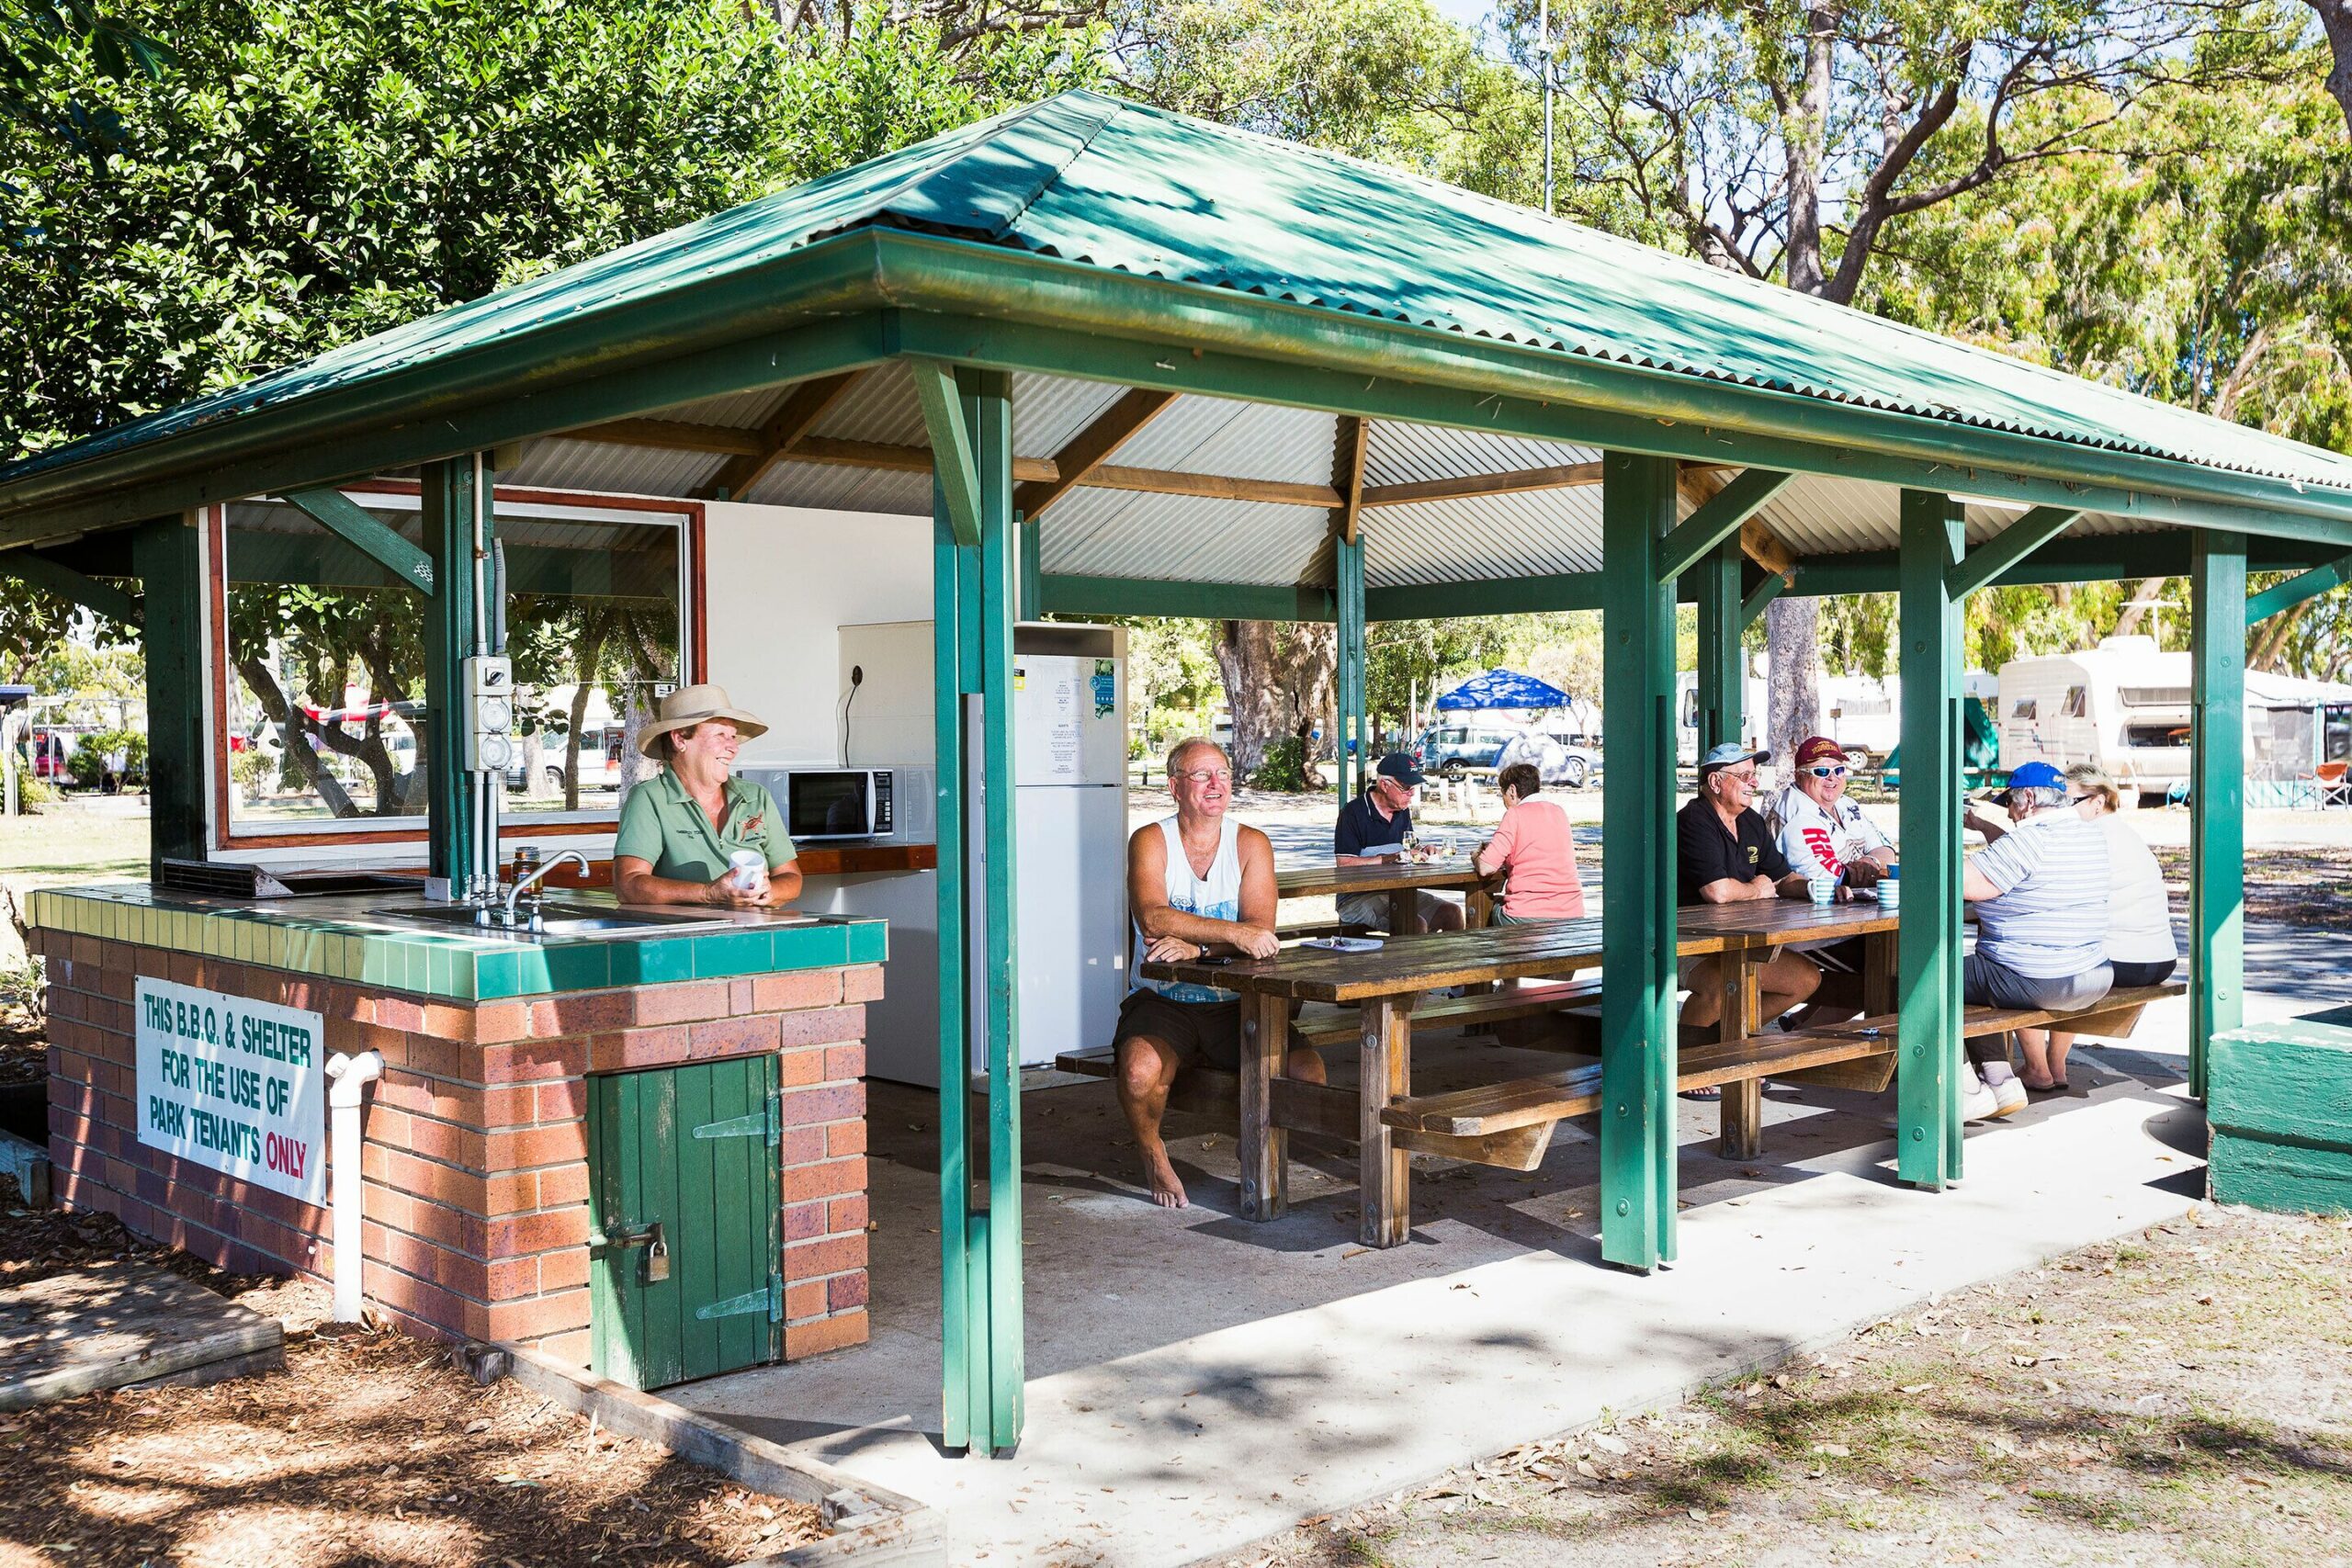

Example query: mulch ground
[0,1187,823,1567]
[1212,1204,2352,1567]
[2152,845,2352,933]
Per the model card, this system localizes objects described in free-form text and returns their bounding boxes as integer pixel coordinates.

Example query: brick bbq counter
[27,885,881,1377]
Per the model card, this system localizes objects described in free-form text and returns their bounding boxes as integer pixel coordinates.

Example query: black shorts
[1111,989,1306,1072]
[2109,958,2177,988]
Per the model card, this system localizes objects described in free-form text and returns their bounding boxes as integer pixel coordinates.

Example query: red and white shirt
[1766,786,1893,883]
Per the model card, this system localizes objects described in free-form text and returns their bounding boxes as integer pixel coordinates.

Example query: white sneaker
[1986,1076,2027,1118]
[1960,1074,2001,1122]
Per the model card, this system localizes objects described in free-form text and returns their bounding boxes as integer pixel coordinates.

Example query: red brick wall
[30,928,872,1367]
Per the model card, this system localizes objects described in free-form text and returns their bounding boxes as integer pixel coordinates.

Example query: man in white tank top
[1114,739,1327,1208]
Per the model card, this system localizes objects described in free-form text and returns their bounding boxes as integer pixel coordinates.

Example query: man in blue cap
[1957,760,2114,1120]
[1334,752,1465,933]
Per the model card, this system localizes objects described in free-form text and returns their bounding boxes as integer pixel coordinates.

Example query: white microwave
[782,768,894,841]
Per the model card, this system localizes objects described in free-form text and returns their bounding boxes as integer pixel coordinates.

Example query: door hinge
[695,1270,784,1325]
[692,1090,780,1148]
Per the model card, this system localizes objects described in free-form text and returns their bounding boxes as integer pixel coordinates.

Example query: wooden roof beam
[702,370,865,501]
[1014,388,1177,520]
[1329,415,1370,544]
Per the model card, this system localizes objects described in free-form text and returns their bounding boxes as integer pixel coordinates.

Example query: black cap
[1375,752,1426,786]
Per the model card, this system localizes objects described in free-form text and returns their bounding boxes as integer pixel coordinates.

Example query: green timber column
[130,517,207,874]
[1695,535,1745,751]
[1895,491,1964,1189]
[420,456,489,893]
[1336,535,1367,803]
[1599,452,1678,1269]
[925,367,1023,1456]
[2189,532,2247,1102]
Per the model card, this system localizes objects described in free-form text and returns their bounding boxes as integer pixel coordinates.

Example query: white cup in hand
[729,850,766,892]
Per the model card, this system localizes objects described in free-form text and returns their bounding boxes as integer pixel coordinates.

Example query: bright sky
[1432,0,1494,28]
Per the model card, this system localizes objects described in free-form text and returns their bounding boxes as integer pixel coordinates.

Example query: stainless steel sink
[367,900,731,940]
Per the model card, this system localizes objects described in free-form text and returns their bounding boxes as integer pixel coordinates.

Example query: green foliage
[1252,733,1310,791]
[62,722,141,785]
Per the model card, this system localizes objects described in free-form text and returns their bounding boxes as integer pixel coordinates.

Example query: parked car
[1497,728,1602,789]
[1412,721,1521,777]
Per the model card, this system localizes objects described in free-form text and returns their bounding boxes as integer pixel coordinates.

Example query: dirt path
[0,1192,823,1567]
[1211,1205,2352,1567]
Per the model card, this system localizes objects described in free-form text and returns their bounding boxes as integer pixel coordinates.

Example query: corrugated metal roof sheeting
[809,360,926,447]
[651,385,791,431]
[1364,489,1605,587]
[1365,421,1598,488]
[744,459,932,514]
[1012,373,1131,457]
[1044,489,1330,584]
[501,438,727,498]
[1758,475,2168,557]
[1111,397,1339,485]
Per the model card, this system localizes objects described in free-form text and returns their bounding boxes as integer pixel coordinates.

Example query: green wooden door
[587,1056,781,1390]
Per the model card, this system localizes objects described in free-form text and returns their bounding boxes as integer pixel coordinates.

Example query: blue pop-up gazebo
[1436,668,1572,711]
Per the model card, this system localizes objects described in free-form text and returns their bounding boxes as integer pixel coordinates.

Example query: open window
[212,486,700,846]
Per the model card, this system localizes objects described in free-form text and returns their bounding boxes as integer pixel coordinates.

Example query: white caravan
[1996,636,2191,800]
[1676,665,1992,767]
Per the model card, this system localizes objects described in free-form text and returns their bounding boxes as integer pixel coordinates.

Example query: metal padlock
[644,1222,671,1283]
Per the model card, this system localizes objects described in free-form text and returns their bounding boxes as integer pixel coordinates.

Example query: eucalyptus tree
[1507,0,2270,760]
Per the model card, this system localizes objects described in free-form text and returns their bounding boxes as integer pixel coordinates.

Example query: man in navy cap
[1677,742,1823,1047]
[1333,752,1465,933]
[1957,760,2114,1121]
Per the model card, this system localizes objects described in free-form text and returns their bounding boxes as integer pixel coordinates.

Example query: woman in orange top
[1474,762,1588,922]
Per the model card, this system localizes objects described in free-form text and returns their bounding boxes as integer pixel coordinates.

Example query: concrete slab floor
[672,983,2273,1565]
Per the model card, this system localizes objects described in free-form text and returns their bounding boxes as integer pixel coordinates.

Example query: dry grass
[1215,1205,2352,1566]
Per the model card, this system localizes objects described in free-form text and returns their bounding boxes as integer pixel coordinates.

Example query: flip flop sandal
[1678,1087,1722,1101]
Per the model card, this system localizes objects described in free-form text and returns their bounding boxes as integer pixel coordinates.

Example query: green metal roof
[8,87,2351,503]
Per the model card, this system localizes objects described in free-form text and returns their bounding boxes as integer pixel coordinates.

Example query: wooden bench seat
[1292,979,1602,1048]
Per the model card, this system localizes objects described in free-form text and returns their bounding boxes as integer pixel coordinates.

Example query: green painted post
[2190,532,2247,1102]
[130,517,206,874]
[420,457,488,892]
[1895,491,1963,1189]
[1599,452,1678,1270]
[930,470,974,1453]
[1015,514,1041,623]
[1336,536,1367,802]
[971,370,1024,1450]
[922,368,1024,1457]
[1695,536,1744,751]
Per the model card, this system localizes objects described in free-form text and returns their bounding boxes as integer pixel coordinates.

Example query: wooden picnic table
[1273,857,1496,933]
[1142,897,1899,1245]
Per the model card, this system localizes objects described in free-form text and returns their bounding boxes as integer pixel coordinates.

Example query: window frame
[207,481,706,852]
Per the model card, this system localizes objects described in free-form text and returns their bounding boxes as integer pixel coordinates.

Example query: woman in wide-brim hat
[611,683,800,908]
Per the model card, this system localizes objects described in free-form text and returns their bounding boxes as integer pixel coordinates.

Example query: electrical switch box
[465,654,514,773]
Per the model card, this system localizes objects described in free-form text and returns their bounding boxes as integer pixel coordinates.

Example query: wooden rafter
[1682,464,1799,581]
[1013,388,1176,520]
[1329,415,1370,544]
[703,370,865,501]
[1359,460,1604,510]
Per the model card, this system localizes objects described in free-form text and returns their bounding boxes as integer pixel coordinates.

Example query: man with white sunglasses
[1764,735,1898,1026]
[1765,735,1896,891]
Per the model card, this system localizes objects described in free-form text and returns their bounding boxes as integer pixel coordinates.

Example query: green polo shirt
[613,769,797,885]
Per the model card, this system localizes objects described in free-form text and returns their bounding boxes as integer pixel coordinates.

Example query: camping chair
[2301,760,2352,809]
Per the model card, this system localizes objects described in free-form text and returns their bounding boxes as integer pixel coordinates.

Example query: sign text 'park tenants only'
[135,977,327,1205]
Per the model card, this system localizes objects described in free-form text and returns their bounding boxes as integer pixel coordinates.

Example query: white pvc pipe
[323,1049,384,1323]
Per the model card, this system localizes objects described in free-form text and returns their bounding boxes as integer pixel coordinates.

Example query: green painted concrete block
[2208,1009,2352,1215]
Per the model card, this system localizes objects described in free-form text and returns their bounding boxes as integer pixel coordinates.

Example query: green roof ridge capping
[6,88,2352,527]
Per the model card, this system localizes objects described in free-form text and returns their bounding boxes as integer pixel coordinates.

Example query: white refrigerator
[1012,649,1128,1068]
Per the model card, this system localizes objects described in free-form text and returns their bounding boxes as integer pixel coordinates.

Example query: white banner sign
[135,977,327,1205]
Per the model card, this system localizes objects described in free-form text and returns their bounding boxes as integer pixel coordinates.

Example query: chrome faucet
[505,850,591,931]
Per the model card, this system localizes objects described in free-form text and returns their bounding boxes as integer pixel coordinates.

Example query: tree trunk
[1216,620,1289,774]
[563,611,609,811]
[2110,579,2168,638]
[2312,0,2352,141]
[2251,601,2306,671]
[1287,621,1336,791]
[1763,595,1823,769]
[238,656,361,818]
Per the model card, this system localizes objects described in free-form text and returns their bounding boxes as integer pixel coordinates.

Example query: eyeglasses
[1803,764,1849,779]
[1174,768,1233,784]
[1714,769,1758,787]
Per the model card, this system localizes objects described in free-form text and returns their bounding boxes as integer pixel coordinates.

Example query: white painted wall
[701,501,932,768]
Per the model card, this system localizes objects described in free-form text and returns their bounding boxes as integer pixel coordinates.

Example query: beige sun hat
[638,682,768,758]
